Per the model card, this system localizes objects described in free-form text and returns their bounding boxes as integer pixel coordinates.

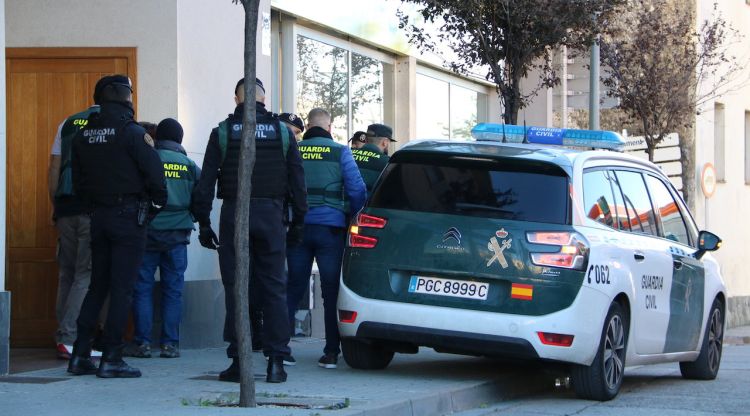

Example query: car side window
[583,170,619,229]
[645,175,692,246]
[613,170,658,236]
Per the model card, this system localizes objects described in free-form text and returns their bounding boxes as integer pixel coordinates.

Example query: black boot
[67,342,97,375]
[97,346,141,378]
[218,358,240,382]
[266,356,287,383]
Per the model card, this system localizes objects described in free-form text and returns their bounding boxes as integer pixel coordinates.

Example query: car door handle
[673,259,683,270]
[634,251,645,262]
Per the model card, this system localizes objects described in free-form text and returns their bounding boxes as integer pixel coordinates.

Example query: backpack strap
[218,120,229,162]
[277,120,289,161]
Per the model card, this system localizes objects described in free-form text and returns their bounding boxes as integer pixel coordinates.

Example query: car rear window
[369,154,569,224]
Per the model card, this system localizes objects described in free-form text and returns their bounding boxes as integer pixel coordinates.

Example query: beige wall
[5,0,179,122]
[693,0,750,298]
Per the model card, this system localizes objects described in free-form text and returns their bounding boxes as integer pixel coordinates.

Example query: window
[715,102,725,181]
[295,34,389,143]
[416,71,489,140]
[583,170,623,229]
[613,170,657,236]
[644,175,690,245]
[370,155,569,224]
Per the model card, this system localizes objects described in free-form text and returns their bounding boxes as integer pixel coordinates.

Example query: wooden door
[5,48,137,347]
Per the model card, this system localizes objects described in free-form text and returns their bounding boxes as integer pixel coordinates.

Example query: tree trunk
[678,123,696,211]
[234,0,260,408]
[647,143,655,162]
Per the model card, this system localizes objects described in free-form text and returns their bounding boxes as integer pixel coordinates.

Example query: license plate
[408,276,489,300]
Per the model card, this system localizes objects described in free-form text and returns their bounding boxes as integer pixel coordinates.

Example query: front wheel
[341,338,394,370]
[680,298,724,380]
[572,301,628,401]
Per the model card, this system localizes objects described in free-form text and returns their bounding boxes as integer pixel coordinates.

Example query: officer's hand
[199,224,219,250]
[287,223,304,246]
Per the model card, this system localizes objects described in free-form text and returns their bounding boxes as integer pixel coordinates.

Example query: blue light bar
[470,123,625,151]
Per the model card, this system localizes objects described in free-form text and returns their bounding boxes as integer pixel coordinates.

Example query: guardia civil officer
[47,77,108,360]
[278,112,304,140]
[286,108,366,369]
[67,75,167,378]
[352,123,395,194]
[192,78,307,383]
[348,130,367,150]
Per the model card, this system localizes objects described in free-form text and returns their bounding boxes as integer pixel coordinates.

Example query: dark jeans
[218,199,290,358]
[286,224,346,355]
[74,203,147,357]
[132,245,187,346]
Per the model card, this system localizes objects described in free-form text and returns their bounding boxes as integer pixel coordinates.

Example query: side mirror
[695,230,722,260]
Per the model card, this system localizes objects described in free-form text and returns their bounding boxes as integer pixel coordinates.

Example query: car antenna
[522,112,529,144]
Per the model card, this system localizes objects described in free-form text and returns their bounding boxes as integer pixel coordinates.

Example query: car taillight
[348,213,387,249]
[537,332,575,347]
[338,310,357,323]
[527,231,588,270]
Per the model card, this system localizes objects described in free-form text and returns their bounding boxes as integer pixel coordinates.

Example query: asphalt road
[455,344,750,416]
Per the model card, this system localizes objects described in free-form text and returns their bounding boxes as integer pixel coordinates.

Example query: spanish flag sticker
[511,283,533,300]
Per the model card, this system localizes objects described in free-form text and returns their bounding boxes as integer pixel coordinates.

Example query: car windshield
[369,154,570,224]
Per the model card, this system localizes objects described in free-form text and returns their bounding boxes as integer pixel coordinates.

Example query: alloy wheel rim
[707,307,723,373]
[603,314,625,390]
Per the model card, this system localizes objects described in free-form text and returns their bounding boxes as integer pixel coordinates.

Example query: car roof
[394,139,661,176]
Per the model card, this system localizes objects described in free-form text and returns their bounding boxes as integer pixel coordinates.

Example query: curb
[724,335,750,345]
[343,371,552,416]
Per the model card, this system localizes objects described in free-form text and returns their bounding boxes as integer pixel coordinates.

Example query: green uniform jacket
[352,143,389,194]
[298,136,347,212]
[150,141,200,231]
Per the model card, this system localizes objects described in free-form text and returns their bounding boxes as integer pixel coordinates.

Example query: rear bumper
[354,322,539,359]
[338,280,612,366]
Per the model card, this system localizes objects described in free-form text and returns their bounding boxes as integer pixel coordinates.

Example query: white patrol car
[337,123,725,401]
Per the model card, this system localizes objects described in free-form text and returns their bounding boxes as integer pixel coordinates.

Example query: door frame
[4,47,137,347]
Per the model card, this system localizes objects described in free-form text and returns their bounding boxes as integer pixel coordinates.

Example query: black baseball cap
[279,113,304,132]
[366,123,396,142]
[94,75,132,103]
[235,77,265,96]
[348,131,367,144]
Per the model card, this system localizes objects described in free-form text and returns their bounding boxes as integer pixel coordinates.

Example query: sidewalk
[725,325,750,345]
[0,338,550,416]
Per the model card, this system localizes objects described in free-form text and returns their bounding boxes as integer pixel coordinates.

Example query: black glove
[199,224,219,250]
[287,223,304,246]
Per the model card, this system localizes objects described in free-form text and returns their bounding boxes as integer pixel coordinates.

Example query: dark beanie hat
[156,118,184,144]
[94,75,131,104]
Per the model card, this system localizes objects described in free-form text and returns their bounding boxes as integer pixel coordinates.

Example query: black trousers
[218,199,290,358]
[74,202,147,357]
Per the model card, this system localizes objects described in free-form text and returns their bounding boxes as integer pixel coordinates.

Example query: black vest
[73,102,148,202]
[217,106,288,199]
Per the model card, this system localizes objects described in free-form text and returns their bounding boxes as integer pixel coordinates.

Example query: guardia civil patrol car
[337,123,725,401]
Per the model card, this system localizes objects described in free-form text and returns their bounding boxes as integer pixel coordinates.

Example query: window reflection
[450,85,478,139]
[296,35,349,142]
[351,53,384,132]
[416,74,449,139]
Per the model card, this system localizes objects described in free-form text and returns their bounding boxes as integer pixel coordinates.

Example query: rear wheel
[680,298,724,380]
[341,338,394,370]
[572,302,628,401]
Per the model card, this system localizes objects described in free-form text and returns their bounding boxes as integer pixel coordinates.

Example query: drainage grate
[0,376,70,384]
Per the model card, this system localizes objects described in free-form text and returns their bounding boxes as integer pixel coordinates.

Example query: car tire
[572,301,628,401]
[341,338,394,370]
[680,298,724,380]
